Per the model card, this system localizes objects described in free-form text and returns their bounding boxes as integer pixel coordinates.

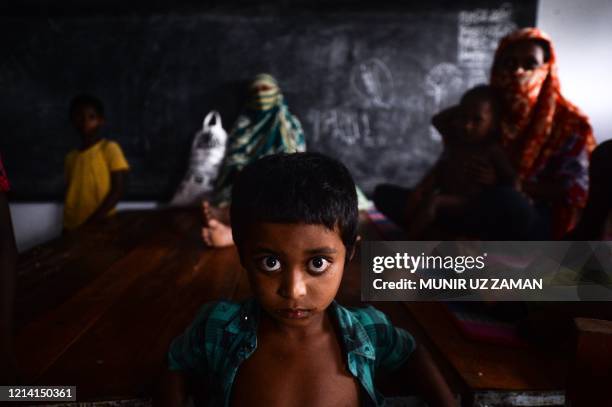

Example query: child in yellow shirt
[64,94,130,230]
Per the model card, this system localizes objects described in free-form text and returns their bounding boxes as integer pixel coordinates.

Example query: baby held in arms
[407,85,517,239]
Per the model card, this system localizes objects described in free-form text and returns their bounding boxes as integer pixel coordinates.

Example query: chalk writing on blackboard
[425,62,464,108]
[458,2,517,87]
[424,63,464,143]
[350,58,394,108]
[307,109,383,147]
[0,0,536,200]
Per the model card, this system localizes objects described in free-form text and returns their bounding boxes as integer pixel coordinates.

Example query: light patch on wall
[538,0,612,143]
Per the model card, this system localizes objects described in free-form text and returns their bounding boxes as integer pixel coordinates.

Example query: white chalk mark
[458,3,517,87]
[306,108,379,147]
[350,58,394,108]
[425,63,464,108]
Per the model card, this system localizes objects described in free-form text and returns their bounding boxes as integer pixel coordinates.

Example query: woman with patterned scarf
[202,73,372,247]
[201,73,306,247]
[489,28,596,238]
[213,74,306,207]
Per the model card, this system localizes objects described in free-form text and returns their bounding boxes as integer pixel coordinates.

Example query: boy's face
[71,105,104,138]
[459,98,495,143]
[239,222,348,327]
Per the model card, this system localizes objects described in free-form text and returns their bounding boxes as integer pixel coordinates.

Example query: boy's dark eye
[307,257,331,274]
[258,256,281,273]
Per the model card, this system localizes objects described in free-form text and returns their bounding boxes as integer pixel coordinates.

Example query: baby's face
[239,222,347,327]
[459,98,496,143]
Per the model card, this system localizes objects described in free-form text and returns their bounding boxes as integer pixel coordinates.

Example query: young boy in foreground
[161,153,456,406]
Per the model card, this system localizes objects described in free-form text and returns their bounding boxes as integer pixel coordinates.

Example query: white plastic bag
[170,111,227,206]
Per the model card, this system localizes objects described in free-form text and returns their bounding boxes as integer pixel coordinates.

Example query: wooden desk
[14,209,567,405]
[402,303,566,406]
[15,209,246,401]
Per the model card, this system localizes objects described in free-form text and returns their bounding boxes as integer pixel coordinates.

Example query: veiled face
[496,40,546,74]
[247,75,280,110]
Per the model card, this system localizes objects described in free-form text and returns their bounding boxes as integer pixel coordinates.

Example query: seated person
[405,85,521,239]
[490,28,595,238]
[63,94,130,230]
[201,74,306,248]
[202,73,371,248]
[517,142,612,347]
[566,140,612,240]
[161,153,455,406]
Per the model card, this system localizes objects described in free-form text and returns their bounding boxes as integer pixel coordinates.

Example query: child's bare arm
[400,344,457,406]
[155,370,188,407]
[87,170,128,223]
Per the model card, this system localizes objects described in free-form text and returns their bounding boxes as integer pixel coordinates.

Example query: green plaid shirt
[168,299,415,406]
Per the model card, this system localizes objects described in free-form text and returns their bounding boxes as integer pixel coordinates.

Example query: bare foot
[201,201,234,248]
[202,201,230,224]
[202,201,213,226]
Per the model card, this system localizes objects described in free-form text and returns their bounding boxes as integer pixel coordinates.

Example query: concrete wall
[9,202,158,252]
[538,0,612,142]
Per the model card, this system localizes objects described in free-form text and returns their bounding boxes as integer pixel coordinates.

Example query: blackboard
[0,1,536,200]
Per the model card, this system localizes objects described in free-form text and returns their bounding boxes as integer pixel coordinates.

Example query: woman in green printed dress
[201,74,306,247]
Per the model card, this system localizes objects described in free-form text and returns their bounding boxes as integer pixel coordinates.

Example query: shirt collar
[225,298,260,335]
[223,299,375,360]
[330,301,376,360]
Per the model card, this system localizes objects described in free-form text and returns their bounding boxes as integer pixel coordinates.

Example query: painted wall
[538,0,612,142]
[9,0,612,252]
[9,202,158,252]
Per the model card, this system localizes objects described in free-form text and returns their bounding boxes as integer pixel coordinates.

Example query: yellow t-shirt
[63,139,130,229]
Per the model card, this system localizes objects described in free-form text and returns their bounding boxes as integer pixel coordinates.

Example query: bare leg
[201,201,234,248]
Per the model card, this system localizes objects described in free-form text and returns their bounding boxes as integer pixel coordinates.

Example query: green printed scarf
[213,74,306,206]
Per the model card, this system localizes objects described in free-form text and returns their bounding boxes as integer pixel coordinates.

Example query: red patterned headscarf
[491,28,596,237]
